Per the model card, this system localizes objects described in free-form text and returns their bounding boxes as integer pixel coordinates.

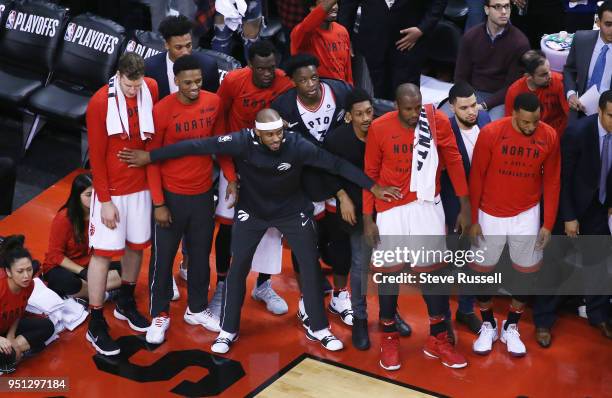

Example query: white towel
[26,278,63,314]
[26,278,89,345]
[409,106,439,202]
[250,228,283,275]
[60,298,88,331]
[215,0,248,31]
[106,73,154,141]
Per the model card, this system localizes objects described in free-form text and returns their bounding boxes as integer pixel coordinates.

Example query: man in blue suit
[440,82,490,336]
[534,90,612,346]
[145,15,220,98]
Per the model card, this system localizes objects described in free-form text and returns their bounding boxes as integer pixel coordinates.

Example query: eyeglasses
[487,4,511,11]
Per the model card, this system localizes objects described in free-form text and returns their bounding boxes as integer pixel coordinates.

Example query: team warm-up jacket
[149,129,375,220]
[271,78,352,201]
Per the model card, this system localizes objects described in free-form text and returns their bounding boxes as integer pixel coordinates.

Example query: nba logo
[5,10,16,29]
[126,40,136,52]
[0,5,5,21]
[64,22,76,41]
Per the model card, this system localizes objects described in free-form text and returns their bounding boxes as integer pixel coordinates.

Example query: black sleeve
[298,135,374,190]
[200,55,221,93]
[338,0,361,37]
[559,126,579,221]
[562,35,578,96]
[151,131,246,162]
[417,0,448,36]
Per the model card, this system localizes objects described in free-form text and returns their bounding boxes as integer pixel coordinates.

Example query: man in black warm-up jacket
[118,109,400,354]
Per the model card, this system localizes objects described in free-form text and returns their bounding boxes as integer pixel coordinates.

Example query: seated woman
[0,235,55,375]
[42,173,121,299]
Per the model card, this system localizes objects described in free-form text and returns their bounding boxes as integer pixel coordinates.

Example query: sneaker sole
[304,329,343,351]
[211,336,239,354]
[184,315,221,332]
[86,331,121,356]
[145,326,169,344]
[379,360,401,371]
[145,334,166,344]
[328,305,353,326]
[500,337,526,357]
[113,309,149,332]
[423,349,468,369]
[473,334,498,355]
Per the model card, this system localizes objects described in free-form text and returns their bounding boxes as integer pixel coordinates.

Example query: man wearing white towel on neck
[85,52,159,356]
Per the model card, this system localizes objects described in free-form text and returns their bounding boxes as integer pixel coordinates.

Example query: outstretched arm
[118,131,246,166]
[298,136,401,202]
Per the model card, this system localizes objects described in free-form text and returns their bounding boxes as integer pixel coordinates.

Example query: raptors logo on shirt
[277,162,292,171]
[297,83,337,142]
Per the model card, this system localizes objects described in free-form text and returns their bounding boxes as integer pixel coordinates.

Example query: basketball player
[86,52,158,356]
[271,54,356,327]
[213,40,294,316]
[469,93,560,357]
[291,0,353,83]
[118,109,401,354]
[145,55,237,344]
[364,84,471,370]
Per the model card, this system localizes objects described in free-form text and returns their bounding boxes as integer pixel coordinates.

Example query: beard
[456,114,477,128]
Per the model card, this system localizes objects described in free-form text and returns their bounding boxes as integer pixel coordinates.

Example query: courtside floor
[0,171,610,398]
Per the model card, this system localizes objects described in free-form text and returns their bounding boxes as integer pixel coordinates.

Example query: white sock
[311,327,331,340]
[218,330,236,340]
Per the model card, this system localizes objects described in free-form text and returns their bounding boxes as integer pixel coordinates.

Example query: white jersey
[297,82,336,143]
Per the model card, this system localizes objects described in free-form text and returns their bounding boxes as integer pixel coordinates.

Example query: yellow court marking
[255,358,438,398]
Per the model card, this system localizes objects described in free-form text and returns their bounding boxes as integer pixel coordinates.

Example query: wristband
[153,203,166,209]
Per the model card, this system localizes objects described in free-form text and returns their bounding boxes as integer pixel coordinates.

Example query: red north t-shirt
[86,77,159,202]
[0,273,34,334]
[504,72,569,137]
[217,67,294,131]
[145,91,236,205]
[42,208,90,273]
[363,108,468,214]
[469,117,561,230]
[290,5,353,84]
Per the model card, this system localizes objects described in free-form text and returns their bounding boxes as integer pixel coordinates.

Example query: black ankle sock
[430,318,446,336]
[381,321,396,333]
[256,273,270,287]
[505,311,522,329]
[217,274,226,283]
[120,281,136,298]
[480,308,496,328]
[90,306,103,321]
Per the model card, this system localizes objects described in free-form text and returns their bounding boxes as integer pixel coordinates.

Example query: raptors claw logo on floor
[93,335,245,396]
